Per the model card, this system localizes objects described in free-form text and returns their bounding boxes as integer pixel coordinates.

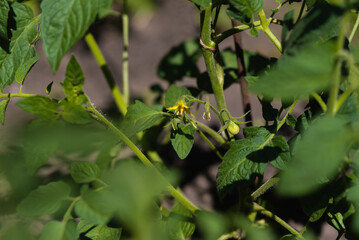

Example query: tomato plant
[1,0,359,239]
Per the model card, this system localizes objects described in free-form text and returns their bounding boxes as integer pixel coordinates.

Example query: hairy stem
[198,129,224,160]
[251,177,280,200]
[0,93,35,98]
[63,196,81,222]
[122,0,130,105]
[196,121,226,145]
[84,33,127,115]
[87,98,199,213]
[253,203,303,239]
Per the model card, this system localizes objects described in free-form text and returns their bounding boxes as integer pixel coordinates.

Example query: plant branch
[253,203,303,239]
[349,13,359,44]
[122,0,130,105]
[84,33,128,115]
[251,177,280,200]
[63,196,81,222]
[311,92,328,112]
[0,93,35,98]
[196,121,226,145]
[258,10,282,53]
[87,97,199,213]
[198,129,224,160]
[328,13,350,116]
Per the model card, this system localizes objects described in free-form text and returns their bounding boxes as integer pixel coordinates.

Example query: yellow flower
[167,100,193,116]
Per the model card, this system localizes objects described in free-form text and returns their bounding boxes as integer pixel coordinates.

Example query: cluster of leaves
[2,0,359,240]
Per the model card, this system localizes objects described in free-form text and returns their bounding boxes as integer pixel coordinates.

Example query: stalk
[87,98,199,213]
[122,0,130,105]
[84,33,128,115]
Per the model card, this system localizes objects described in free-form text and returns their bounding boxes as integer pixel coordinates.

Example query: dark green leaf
[187,0,210,7]
[269,135,290,170]
[165,85,192,108]
[285,3,343,52]
[75,190,116,225]
[0,3,40,89]
[278,117,352,196]
[281,10,294,50]
[306,0,320,9]
[171,124,196,160]
[0,0,10,40]
[157,39,201,83]
[70,161,100,183]
[250,43,336,101]
[14,54,40,85]
[60,101,92,124]
[61,55,87,105]
[17,181,71,217]
[16,96,59,119]
[0,98,10,125]
[85,225,122,240]
[285,114,297,128]
[41,0,100,72]
[216,127,271,190]
[39,220,78,240]
[98,0,115,18]
[227,0,264,24]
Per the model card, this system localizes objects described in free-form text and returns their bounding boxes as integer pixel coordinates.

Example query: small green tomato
[228,121,240,135]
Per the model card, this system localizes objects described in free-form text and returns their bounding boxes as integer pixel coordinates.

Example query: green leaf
[39,220,78,240]
[14,54,40,85]
[70,161,100,183]
[249,43,336,101]
[40,0,100,72]
[284,3,343,52]
[0,0,10,40]
[0,3,40,89]
[0,98,10,125]
[16,96,59,119]
[305,0,320,9]
[166,201,195,240]
[24,119,61,173]
[75,190,116,225]
[17,181,71,217]
[216,127,271,190]
[120,100,166,138]
[61,55,87,105]
[269,135,290,171]
[77,220,95,235]
[98,0,115,18]
[85,225,122,240]
[278,117,352,196]
[170,124,196,160]
[188,0,210,7]
[157,39,201,83]
[227,0,264,24]
[60,101,92,124]
[165,85,192,108]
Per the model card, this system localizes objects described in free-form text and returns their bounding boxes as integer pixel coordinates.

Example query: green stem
[122,0,130,105]
[201,6,228,125]
[63,196,81,222]
[258,10,282,53]
[311,92,328,112]
[214,21,259,44]
[198,129,224,160]
[253,203,303,239]
[0,93,35,98]
[84,33,128,115]
[87,97,199,213]
[196,121,226,145]
[327,13,350,116]
[251,177,280,200]
[349,13,359,44]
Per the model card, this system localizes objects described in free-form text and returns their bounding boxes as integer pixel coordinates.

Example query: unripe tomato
[228,121,240,135]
